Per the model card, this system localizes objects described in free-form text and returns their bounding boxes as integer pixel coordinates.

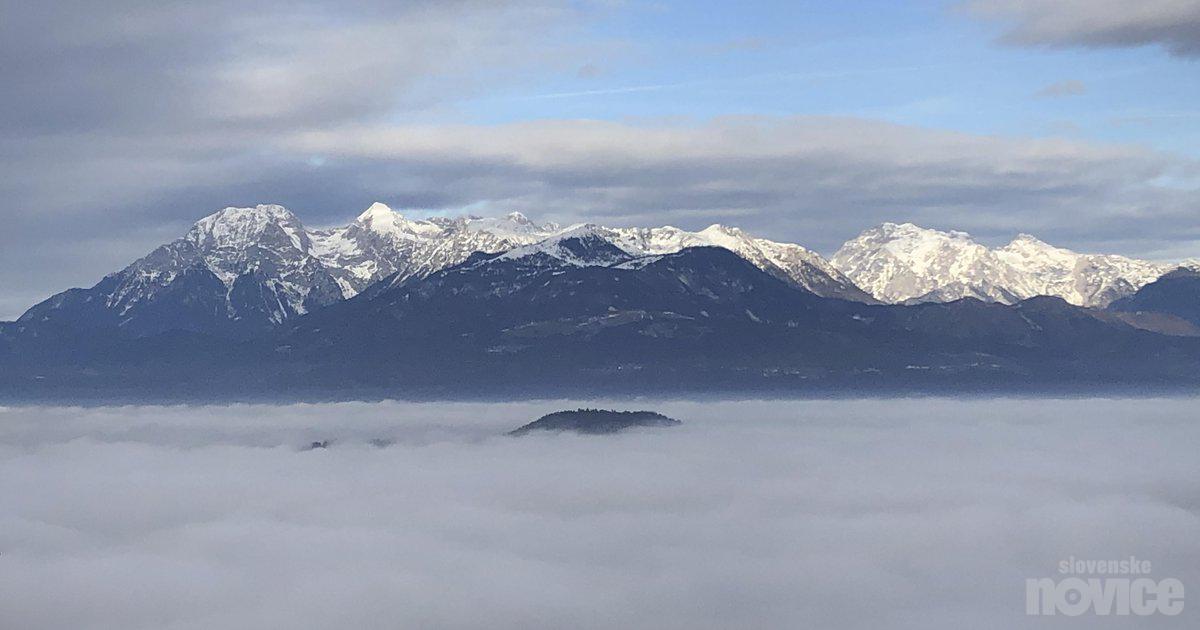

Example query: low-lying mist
[2,399,1197,629]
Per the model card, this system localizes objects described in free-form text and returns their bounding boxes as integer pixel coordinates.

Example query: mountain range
[16,203,873,337]
[832,222,1186,307]
[4,202,1199,401]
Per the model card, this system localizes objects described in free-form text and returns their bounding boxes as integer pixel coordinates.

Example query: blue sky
[450,0,1199,156]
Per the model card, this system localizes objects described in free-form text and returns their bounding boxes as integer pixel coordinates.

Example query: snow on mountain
[100,203,344,328]
[20,204,345,335]
[183,204,343,322]
[309,203,558,296]
[490,225,633,268]
[60,202,1194,339]
[596,224,874,301]
[302,205,866,301]
[832,222,1173,307]
[690,225,875,302]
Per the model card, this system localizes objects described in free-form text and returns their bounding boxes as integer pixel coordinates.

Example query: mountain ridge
[7,241,1200,401]
[831,222,1173,307]
[15,203,872,336]
[10,204,1196,343]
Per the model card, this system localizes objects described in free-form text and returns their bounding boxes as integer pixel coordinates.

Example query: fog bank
[1,398,1197,629]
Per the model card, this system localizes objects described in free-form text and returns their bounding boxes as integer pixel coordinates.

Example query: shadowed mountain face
[508,409,681,435]
[4,238,1200,401]
[1110,269,1200,326]
[285,240,1199,377]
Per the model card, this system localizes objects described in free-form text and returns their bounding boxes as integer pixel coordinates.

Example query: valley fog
[1,399,1197,629]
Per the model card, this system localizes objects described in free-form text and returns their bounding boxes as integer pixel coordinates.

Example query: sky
[2,0,1199,319]
[2,398,1199,629]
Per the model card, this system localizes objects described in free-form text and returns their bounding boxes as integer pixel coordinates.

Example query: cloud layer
[968,0,1200,57]
[2,399,1198,629]
[286,116,1200,250]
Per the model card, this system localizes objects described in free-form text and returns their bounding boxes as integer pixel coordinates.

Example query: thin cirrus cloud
[966,0,1200,57]
[1034,79,1088,98]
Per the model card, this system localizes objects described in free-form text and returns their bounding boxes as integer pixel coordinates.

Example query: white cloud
[1,399,1198,629]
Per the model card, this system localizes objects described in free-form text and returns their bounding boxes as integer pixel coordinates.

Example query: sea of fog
[1,398,1197,629]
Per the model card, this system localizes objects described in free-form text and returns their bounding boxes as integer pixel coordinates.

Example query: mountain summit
[831,222,1171,307]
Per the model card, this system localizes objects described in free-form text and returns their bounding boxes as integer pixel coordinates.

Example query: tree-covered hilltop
[509,409,681,436]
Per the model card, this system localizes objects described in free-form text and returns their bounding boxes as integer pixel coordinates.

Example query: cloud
[1034,79,1088,98]
[966,0,1200,57]
[4,113,1200,319]
[1,399,1199,629]
[284,116,1200,251]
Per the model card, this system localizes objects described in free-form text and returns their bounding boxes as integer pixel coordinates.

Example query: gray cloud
[1,399,1198,629]
[0,1,572,134]
[967,0,1200,57]
[1034,79,1087,98]
[286,116,1200,251]
[4,113,1200,319]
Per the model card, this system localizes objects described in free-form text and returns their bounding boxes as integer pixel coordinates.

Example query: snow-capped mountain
[831,222,1174,307]
[18,203,867,337]
[597,224,873,302]
[20,205,345,335]
[309,203,561,297]
[310,203,868,300]
[487,226,634,269]
[184,204,344,322]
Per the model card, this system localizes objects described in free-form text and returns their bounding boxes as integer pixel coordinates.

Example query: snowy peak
[694,224,760,253]
[350,202,444,241]
[356,201,397,223]
[319,203,564,295]
[698,223,746,238]
[491,225,631,267]
[187,204,309,254]
[832,223,1174,307]
[463,211,556,240]
[600,222,872,301]
[999,233,1075,262]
